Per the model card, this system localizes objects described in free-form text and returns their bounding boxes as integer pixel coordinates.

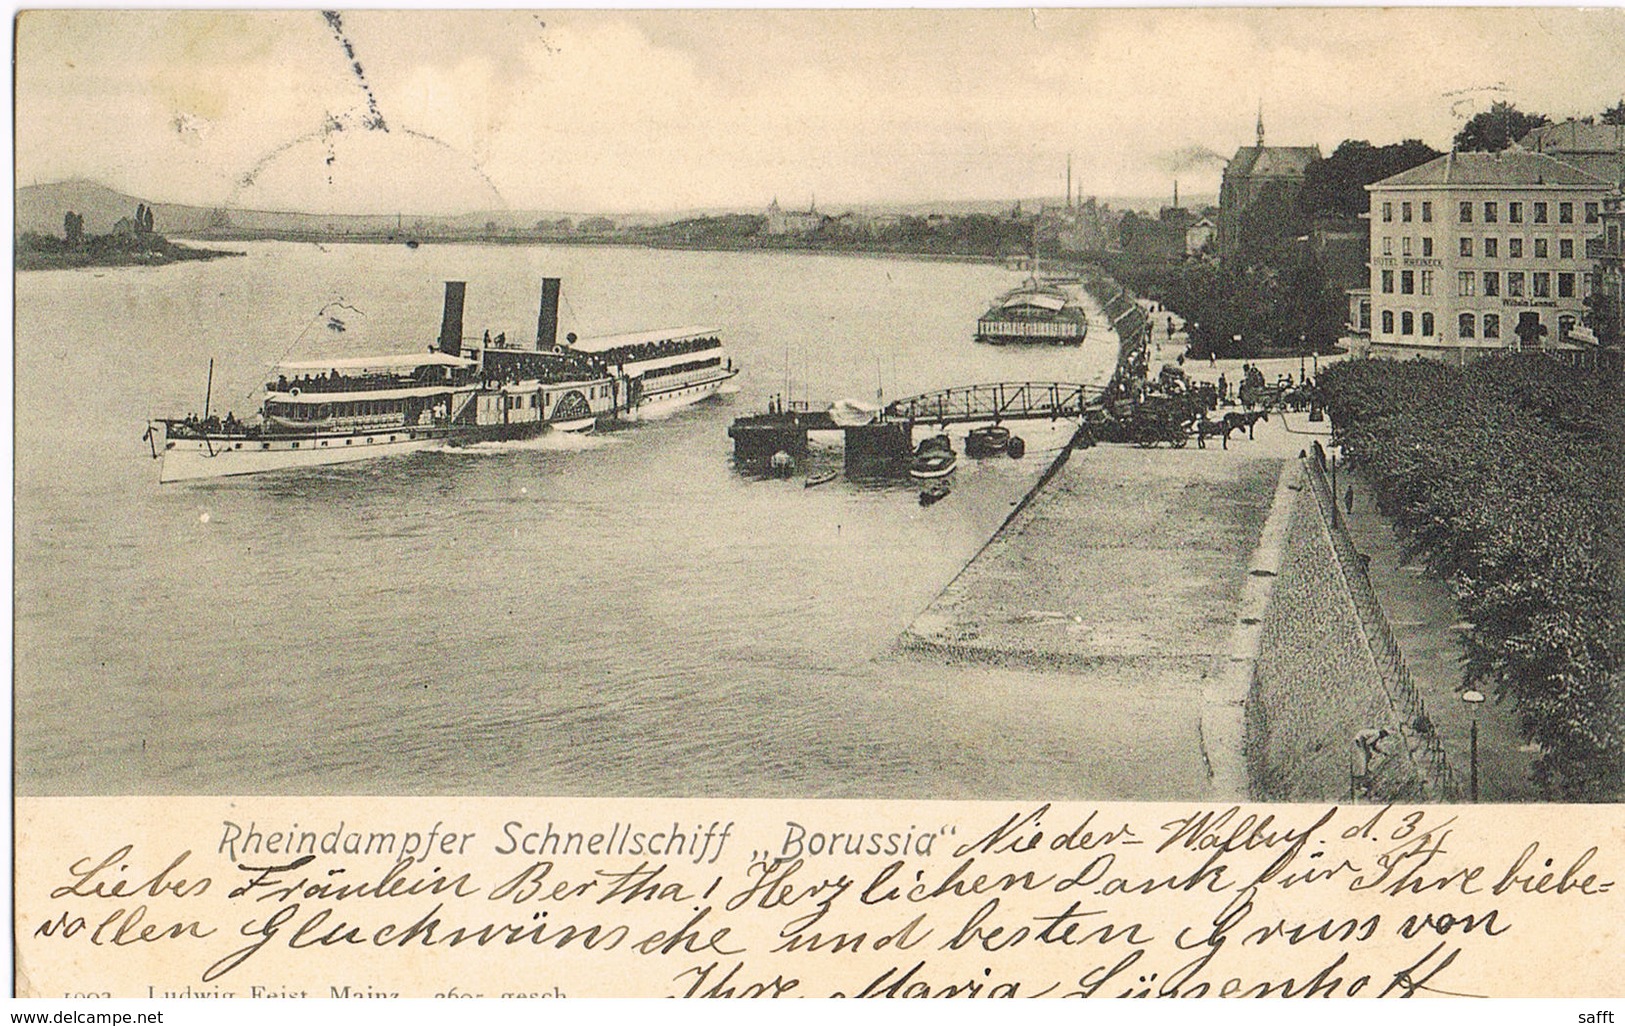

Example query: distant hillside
[16,180,144,235]
[17,179,1204,239]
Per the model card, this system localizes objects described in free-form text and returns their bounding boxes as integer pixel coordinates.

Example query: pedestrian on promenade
[1345,484,1354,516]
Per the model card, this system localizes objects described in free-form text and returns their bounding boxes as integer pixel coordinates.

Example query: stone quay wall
[1247,472,1424,801]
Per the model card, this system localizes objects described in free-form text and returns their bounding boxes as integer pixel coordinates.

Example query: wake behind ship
[148,279,738,483]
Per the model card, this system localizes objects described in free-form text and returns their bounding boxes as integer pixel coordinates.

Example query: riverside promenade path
[880,421,1303,800]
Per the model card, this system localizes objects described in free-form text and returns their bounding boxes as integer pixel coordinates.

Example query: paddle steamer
[148,279,737,482]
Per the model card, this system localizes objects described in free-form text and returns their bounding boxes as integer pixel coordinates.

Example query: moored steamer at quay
[974,278,1090,346]
[148,278,737,483]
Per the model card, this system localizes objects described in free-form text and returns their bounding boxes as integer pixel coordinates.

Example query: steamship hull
[617,368,738,420]
[153,426,452,483]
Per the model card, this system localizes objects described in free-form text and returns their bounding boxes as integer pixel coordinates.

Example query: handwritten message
[14,798,1621,998]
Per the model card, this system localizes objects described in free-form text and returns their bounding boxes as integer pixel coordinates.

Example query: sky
[14,8,1625,216]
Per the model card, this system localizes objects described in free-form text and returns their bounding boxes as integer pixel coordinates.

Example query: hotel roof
[1520,120,1625,155]
[1369,149,1611,189]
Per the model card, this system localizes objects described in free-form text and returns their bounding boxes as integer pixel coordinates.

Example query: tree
[1278,249,1346,352]
[1601,99,1625,126]
[1453,101,1550,152]
[1299,138,1443,219]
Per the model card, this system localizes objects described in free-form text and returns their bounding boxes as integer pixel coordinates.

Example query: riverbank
[15,237,242,271]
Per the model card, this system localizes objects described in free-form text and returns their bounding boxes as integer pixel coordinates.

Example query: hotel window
[1422,237,1434,257]
[1460,237,1473,257]
[1401,311,1415,335]
[1459,313,1476,338]
[1381,269,1395,293]
[1421,201,1433,222]
[1586,202,1600,224]
[1383,236,1394,256]
[1484,271,1500,296]
[1484,202,1498,223]
[1483,313,1500,339]
[1560,238,1574,259]
[1484,237,1498,258]
[1560,202,1574,223]
[1420,270,1434,296]
[1508,271,1525,297]
[1534,238,1548,259]
[1402,237,1413,257]
[1421,312,1435,336]
[1402,202,1413,222]
[1559,272,1575,298]
[1382,310,1395,334]
[1534,201,1548,224]
[1382,202,1393,223]
[1508,238,1523,259]
[1458,271,1476,296]
[1533,272,1550,298]
[1509,202,1522,223]
[1401,270,1415,294]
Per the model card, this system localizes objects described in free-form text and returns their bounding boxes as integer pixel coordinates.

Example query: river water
[15,242,1119,796]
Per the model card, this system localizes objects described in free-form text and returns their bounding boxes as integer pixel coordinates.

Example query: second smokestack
[438,281,466,356]
[536,278,561,350]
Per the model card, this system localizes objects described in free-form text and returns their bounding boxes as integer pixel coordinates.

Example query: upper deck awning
[278,352,475,372]
[569,326,721,354]
[1002,292,1068,313]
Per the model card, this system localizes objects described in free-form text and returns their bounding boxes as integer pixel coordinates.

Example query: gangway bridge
[882,380,1109,425]
[730,380,1114,470]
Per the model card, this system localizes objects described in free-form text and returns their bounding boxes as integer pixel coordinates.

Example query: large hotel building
[1363,150,1613,360]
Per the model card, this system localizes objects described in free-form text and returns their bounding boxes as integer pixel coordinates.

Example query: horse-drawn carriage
[1125,395,1191,448]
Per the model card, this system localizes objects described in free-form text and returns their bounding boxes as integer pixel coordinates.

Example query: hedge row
[1320,355,1622,798]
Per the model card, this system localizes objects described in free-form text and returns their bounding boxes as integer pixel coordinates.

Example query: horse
[1193,416,1222,449]
[1221,409,1269,441]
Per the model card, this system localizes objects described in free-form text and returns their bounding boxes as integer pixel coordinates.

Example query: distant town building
[1311,216,1370,294]
[1217,113,1320,263]
[1042,194,1111,255]
[1184,216,1216,256]
[1588,193,1624,347]
[764,198,823,236]
[1346,287,1372,340]
[1365,149,1612,360]
[1519,120,1625,189]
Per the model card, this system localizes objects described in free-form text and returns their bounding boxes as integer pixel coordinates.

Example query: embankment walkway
[884,429,1297,799]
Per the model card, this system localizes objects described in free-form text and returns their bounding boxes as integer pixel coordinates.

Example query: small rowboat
[909,434,957,480]
[804,470,838,488]
[965,424,1011,457]
[919,481,951,506]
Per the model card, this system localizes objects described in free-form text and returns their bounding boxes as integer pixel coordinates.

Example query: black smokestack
[536,278,561,350]
[438,281,466,356]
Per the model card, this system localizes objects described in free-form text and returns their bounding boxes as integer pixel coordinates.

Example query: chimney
[536,277,561,350]
[438,281,466,356]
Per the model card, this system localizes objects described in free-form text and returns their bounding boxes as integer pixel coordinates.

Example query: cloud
[15,9,1625,212]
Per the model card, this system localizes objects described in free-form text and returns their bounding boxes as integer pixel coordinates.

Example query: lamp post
[1461,689,1486,802]
[1299,335,1307,383]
